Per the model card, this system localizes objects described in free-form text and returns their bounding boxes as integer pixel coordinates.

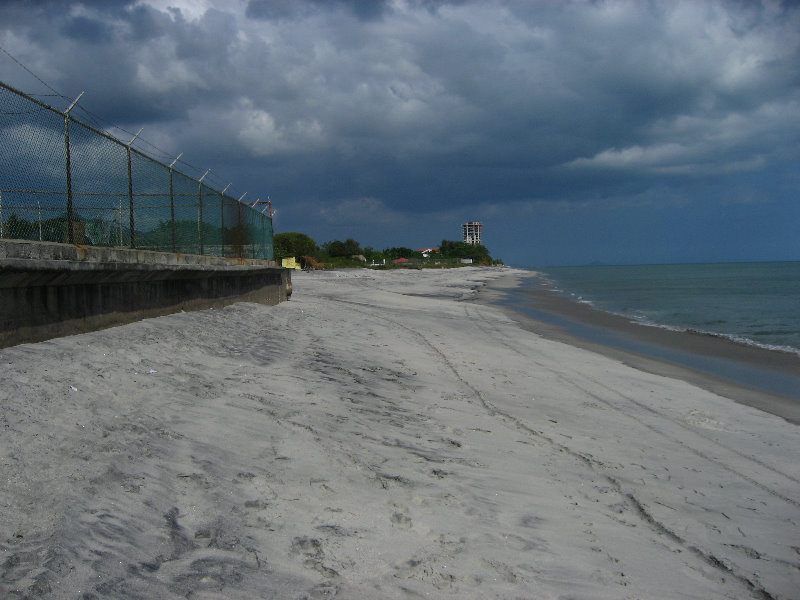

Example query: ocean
[535,262,800,356]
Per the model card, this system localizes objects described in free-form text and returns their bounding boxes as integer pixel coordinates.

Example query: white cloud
[563,141,769,176]
[232,99,325,157]
[566,144,691,170]
[135,0,224,21]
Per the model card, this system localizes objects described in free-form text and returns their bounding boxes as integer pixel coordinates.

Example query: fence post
[0,190,3,238]
[169,153,182,253]
[235,191,248,259]
[125,128,143,249]
[63,91,84,244]
[198,169,210,255]
[260,201,271,261]
[221,183,232,258]
[37,199,42,241]
[249,198,260,259]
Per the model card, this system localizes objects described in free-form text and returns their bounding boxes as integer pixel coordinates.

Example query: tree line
[273,232,501,266]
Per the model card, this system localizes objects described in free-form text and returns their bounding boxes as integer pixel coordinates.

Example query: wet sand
[1,267,798,599]
[482,272,800,425]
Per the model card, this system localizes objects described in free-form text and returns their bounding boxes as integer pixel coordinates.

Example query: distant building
[418,247,439,258]
[462,221,483,245]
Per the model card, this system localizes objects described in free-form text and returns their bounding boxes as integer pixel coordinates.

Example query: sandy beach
[1,267,798,599]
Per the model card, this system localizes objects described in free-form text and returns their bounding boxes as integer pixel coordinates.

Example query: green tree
[382,247,423,260]
[439,239,491,263]
[141,219,220,253]
[3,213,37,239]
[274,231,318,259]
[324,238,362,257]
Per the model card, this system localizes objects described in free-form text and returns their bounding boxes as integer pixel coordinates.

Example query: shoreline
[479,270,800,425]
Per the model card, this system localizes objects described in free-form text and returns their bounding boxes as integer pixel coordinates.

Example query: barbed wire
[0,42,252,202]
[0,42,67,101]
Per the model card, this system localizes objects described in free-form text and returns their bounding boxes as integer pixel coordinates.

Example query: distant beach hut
[392,257,408,264]
[281,257,301,270]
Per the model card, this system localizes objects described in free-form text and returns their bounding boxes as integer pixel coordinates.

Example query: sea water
[536,262,800,356]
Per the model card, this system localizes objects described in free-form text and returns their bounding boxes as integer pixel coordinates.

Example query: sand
[1,267,798,599]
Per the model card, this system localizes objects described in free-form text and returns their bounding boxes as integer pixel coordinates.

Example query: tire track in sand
[459,301,793,600]
[462,302,800,496]
[324,296,780,600]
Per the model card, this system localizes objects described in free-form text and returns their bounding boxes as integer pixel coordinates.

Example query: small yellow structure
[281,257,301,270]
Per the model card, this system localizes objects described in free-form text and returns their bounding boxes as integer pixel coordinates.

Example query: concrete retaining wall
[0,240,291,348]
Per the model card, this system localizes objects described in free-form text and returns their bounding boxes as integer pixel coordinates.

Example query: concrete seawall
[0,240,291,348]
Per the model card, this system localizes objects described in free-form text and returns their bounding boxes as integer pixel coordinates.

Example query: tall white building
[462,221,483,245]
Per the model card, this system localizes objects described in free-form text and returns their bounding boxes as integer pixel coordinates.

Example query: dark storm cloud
[247,0,392,21]
[60,14,112,44]
[1,0,798,263]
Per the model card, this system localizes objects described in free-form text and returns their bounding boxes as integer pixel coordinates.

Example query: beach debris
[70,386,78,392]
[300,255,322,270]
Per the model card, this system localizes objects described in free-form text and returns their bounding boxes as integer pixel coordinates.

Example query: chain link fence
[0,81,273,260]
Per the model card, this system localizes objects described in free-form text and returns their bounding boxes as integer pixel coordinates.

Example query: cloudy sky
[1,0,798,266]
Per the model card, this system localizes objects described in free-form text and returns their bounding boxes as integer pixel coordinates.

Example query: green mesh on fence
[0,81,273,260]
